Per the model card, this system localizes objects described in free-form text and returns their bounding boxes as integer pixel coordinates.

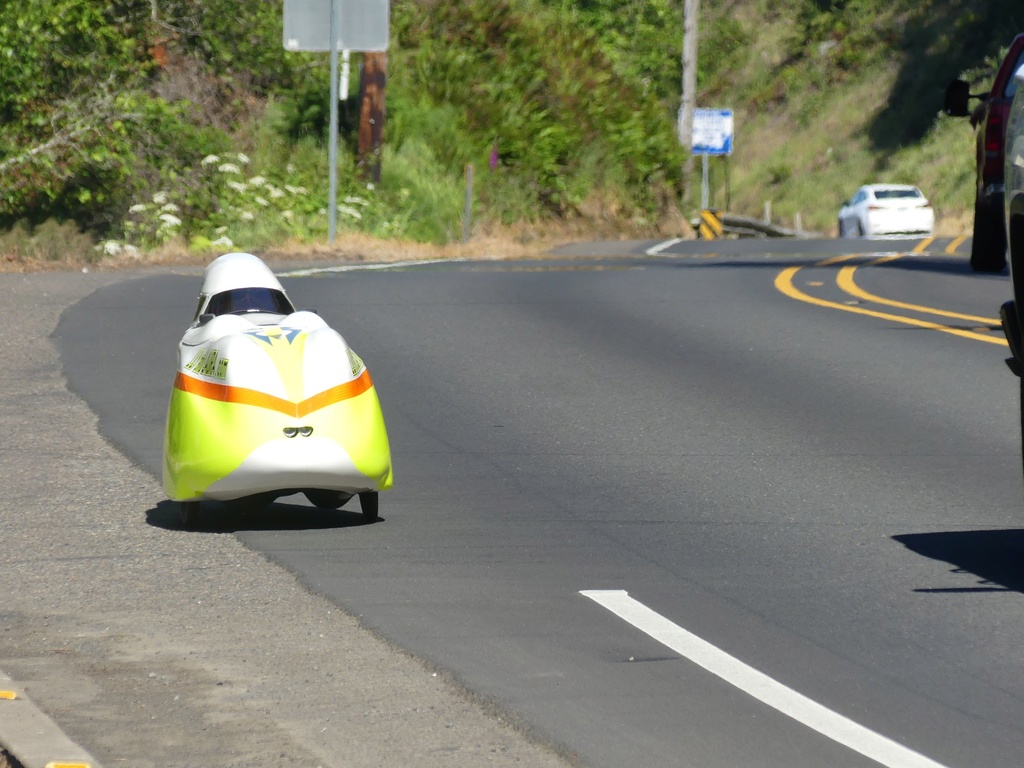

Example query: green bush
[6,0,1021,251]
[392,0,682,217]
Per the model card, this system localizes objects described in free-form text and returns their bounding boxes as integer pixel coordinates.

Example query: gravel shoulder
[0,266,577,768]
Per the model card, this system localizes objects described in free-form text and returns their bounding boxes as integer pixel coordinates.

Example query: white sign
[691,108,733,156]
[284,0,389,52]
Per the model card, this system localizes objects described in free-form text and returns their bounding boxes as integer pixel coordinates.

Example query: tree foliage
[391,0,684,215]
[0,0,227,231]
[0,0,688,242]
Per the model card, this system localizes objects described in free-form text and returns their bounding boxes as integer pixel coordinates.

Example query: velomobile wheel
[358,491,379,522]
[180,500,202,530]
[304,490,351,509]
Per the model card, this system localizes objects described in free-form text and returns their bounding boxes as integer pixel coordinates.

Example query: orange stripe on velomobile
[174,369,374,418]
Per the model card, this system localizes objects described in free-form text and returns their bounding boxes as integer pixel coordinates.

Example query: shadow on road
[673,254,989,276]
[893,529,1024,593]
[146,498,378,533]
[868,256,1002,278]
[551,238,1008,280]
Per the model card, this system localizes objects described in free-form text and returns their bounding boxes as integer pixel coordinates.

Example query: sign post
[283,0,389,243]
[328,1,339,243]
[691,108,734,211]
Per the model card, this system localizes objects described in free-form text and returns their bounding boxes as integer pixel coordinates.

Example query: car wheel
[358,491,379,522]
[970,202,1008,272]
[837,218,845,238]
[304,490,351,509]
[856,220,865,237]
[180,500,202,530]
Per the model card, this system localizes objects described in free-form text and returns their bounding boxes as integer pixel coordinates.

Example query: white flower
[218,163,241,174]
[285,185,308,196]
[152,191,169,205]
[201,154,220,166]
[237,153,250,165]
[158,213,182,227]
[123,244,141,259]
[240,211,255,222]
[286,163,296,174]
[128,203,148,214]
[248,176,266,187]
[343,196,367,206]
[282,210,294,220]
[227,181,248,193]
[337,204,363,220]
[365,183,375,191]
[254,196,269,207]
[160,203,180,213]
[268,186,285,199]
[215,226,228,235]
[212,236,234,248]
[102,241,122,256]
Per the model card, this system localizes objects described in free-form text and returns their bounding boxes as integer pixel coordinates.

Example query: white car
[837,184,935,238]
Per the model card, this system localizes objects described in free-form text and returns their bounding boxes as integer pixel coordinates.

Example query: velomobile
[162,252,393,528]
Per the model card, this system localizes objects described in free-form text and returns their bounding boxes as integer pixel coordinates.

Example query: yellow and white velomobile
[162,252,393,528]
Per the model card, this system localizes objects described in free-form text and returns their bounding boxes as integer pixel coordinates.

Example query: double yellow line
[913,235,968,256]
[774,253,1006,346]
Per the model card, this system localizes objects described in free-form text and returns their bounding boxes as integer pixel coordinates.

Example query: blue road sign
[692,109,733,156]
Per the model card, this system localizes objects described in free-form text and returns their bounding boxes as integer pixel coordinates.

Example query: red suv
[945,33,1024,273]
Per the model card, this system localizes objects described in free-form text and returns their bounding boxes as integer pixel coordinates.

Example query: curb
[0,672,102,768]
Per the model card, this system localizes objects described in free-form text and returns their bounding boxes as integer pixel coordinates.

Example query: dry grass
[0,234,492,274]
[0,217,688,274]
[259,230,571,265]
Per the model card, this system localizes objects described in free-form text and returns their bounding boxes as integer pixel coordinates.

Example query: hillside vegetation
[711,0,1023,235]
[0,0,1021,264]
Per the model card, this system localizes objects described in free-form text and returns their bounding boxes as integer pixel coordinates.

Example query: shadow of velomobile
[146,498,379,533]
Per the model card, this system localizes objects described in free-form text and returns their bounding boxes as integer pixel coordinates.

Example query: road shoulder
[0,267,575,768]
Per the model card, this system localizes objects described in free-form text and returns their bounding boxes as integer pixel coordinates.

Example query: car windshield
[873,189,921,200]
[204,287,295,316]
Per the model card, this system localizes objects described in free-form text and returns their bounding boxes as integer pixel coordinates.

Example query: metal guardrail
[693,211,817,239]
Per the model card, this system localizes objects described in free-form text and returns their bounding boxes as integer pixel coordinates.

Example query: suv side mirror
[944,79,971,117]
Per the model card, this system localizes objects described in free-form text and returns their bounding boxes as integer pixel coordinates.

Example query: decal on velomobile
[162,252,392,528]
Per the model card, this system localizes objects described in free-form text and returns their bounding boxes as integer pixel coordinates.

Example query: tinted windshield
[204,287,295,317]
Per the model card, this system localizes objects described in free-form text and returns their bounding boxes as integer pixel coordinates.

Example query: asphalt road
[50,237,1024,767]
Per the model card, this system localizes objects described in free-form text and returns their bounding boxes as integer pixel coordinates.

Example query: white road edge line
[644,238,682,256]
[579,590,949,768]
[276,257,470,277]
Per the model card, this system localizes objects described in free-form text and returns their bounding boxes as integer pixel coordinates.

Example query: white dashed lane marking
[580,590,949,768]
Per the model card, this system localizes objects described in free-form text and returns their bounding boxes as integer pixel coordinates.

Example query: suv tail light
[985,111,1003,155]
[983,105,1008,180]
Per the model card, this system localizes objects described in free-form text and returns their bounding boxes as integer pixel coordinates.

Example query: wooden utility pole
[680,0,698,207]
[358,51,387,182]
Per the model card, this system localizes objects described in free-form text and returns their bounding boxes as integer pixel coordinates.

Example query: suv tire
[970,202,1008,272]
